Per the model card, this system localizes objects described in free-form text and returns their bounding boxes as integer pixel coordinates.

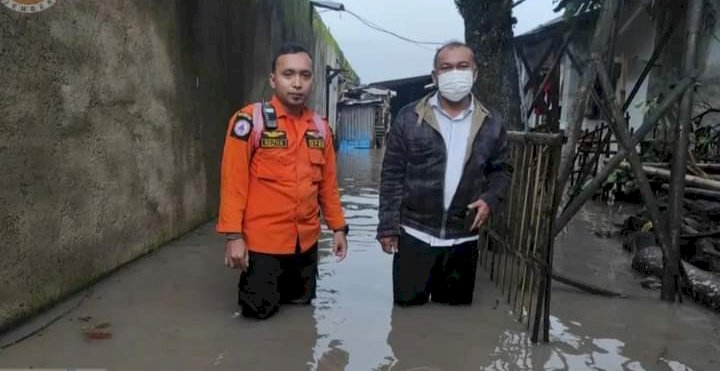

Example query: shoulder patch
[230,113,253,141]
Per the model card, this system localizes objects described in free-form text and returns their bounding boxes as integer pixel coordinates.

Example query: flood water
[0,148,718,370]
[313,148,720,371]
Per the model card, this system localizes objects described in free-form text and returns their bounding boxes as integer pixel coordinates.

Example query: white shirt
[402,93,479,247]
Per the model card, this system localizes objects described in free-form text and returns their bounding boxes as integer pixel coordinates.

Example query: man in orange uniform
[217,43,349,319]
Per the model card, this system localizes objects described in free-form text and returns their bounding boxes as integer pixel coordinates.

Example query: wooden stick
[686,151,709,179]
[511,145,532,308]
[632,164,720,191]
[515,144,537,316]
[543,142,563,342]
[507,132,564,146]
[661,184,720,200]
[682,230,720,239]
[644,162,720,172]
[530,146,551,341]
[666,0,705,302]
[552,272,626,297]
[502,145,521,295]
[524,145,545,325]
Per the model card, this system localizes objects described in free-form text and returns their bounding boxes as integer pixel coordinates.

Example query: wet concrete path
[1,149,719,370]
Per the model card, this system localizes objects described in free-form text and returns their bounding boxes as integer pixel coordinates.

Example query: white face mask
[437,69,474,102]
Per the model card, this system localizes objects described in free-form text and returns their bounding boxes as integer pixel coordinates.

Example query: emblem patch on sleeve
[260,131,288,149]
[230,113,253,141]
[305,130,325,149]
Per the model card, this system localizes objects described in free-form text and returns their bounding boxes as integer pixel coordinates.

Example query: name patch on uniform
[260,130,288,148]
[305,130,325,149]
[230,113,253,141]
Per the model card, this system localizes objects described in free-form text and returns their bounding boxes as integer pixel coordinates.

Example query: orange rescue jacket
[216,96,346,254]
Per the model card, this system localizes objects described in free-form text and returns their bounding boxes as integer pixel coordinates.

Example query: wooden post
[665,0,704,301]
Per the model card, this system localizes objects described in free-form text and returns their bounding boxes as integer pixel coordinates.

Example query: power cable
[339,8,446,50]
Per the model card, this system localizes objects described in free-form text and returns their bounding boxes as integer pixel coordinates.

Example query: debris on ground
[82,321,112,340]
[619,195,720,311]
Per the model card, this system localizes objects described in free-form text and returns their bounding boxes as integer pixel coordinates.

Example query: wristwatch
[334,225,350,235]
[226,233,244,241]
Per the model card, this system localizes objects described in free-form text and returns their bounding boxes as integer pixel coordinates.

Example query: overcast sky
[319,0,559,83]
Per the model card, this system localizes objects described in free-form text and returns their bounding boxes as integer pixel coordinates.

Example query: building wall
[337,104,378,149]
[694,0,720,128]
[556,2,655,133]
[0,0,354,331]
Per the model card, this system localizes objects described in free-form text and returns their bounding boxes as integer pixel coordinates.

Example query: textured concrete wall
[0,0,353,331]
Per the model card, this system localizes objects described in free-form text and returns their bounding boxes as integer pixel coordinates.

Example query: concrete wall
[0,0,353,331]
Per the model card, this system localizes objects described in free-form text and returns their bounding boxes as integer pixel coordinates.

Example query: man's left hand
[333,231,348,262]
[467,198,491,231]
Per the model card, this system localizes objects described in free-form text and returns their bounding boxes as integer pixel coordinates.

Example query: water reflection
[309,149,705,371]
[311,149,396,371]
[484,316,696,371]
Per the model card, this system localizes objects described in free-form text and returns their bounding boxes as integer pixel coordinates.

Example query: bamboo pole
[523,145,545,325]
[551,272,625,297]
[556,0,623,201]
[530,146,551,342]
[497,144,519,296]
[554,77,695,236]
[542,142,562,342]
[661,184,720,200]
[511,145,532,307]
[687,151,709,178]
[666,0,704,301]
[595,59,672,255]
[643,162,720,172]
[622,19,678,111]
[515,144,537,315]
[502,145,522,287]
[627,164,720,191]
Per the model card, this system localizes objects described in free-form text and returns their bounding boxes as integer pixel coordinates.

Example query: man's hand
[379,236,399,254]
[225,238,249,270]
[467,198,491,231]
[333,231,348,262]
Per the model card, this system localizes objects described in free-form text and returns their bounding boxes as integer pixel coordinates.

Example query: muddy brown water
[0,149,718,370]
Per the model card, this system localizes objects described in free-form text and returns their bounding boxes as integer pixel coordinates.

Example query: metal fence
[479,131,564,343]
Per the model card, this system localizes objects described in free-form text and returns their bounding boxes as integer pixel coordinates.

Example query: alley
[0,149,718,371]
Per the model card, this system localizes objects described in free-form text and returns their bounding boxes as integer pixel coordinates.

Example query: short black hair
[272,42,313,72]
[433,41,475,69]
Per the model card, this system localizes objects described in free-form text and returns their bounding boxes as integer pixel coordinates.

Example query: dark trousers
[393,231,479,306]
[238,243,318,319]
